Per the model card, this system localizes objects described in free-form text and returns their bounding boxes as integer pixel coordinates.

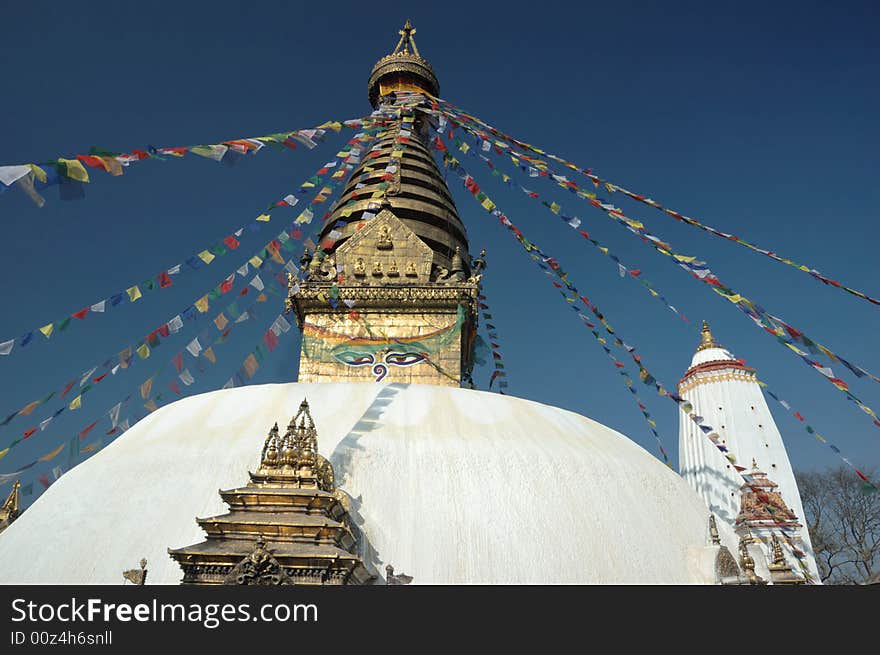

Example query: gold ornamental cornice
[678,370,757,394]
[288,283,479,325]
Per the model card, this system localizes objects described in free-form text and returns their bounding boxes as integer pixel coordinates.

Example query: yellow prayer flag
[140,377,153,399]
[38,444,65,462]
[69,395,82,410]
[28,164,47,183]
[40,323,54,338]
[549,202,561,214]
[481,198,495,211]
[203,347,216,364]
[197,250,216,264]
[673,255,696,263]
[0,448,8,461]
[19,401,40,416]
[58,158,89,182]
[257,293,267,302]
[214,313,228,330]
[256,214,271,222]
[248,255,263,268]
[195,296,210,313]
[144,400,158,413]
[127,285,142,302]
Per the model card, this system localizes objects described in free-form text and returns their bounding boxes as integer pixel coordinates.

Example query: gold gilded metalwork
[122,559,148,585]
[0,480,20,535]
[224,539,293,586]
[168,400,373,585]
[696,319,720,352]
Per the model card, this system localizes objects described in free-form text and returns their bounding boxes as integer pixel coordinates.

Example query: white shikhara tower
[678,322,819,581]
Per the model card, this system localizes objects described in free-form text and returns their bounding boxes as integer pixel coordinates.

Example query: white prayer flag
[0,339,14,355]
[284,261,299,275]
[235,311,250,323]
[90,300,106,313]
[167,315,183,333]
[234,228,244,237]
[80,367,97,386]
[250,275,264,291]
[109,402,122,428]
[179,369,195,386]
[167,264,181,275]
[284,194,298,207]
[237,263,249,277]
[0,165,30,186]
[39,416,54,431]
[186,338,202,357]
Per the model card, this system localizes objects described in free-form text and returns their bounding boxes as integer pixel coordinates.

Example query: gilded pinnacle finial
[393,19,420,57]
[696,319,720,352]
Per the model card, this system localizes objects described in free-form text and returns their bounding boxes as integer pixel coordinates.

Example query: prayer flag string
[431,97,880,307]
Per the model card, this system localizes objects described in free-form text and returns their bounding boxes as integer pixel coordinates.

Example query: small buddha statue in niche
[405,261,417,277]
[388,260,399,276]
[354,257,366,276]
[372,261,383,276]
[376,225,393,250]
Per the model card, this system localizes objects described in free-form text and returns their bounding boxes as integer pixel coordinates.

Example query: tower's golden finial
[696,319,720,352]
[393,19,420,57]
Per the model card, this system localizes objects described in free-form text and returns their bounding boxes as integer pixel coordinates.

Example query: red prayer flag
[794,412,805,421]
[173,352,183,373]
[158,324,170,338]
[60,380,75,398]
[38,474,51,489]
[157,271,173,288]
[169,380,181,395]
[223,235,240,249]
[76,154,106,169]
[79,420,98,440]
[72,307,89,320]
[263,330,279,351]
[24,428,36,439]
[220,275,234,294]
[92,373,107,383]
[240,287,249,296]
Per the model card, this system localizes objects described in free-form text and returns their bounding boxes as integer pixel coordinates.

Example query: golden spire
[368,20,439,107]
[393,19,421,57]
[696,320,720,352]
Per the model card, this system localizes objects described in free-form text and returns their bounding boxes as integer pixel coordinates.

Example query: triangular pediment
[335,209,433,283]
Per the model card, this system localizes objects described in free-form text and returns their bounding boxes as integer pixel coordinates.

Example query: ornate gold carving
[405,261,417,276]
[0,480,20,534]
[224,539,293,586]
[354,258,366,276]
[122,559,148,585]
[388,260,399,276]
[372,261,383,276]
[738,535,767,585]
[376,225,393,250]
[169,400,373,585]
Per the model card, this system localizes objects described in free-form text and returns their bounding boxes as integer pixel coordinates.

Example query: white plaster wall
[678,349,819,581]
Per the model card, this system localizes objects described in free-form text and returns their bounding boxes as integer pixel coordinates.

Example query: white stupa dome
[0,382,736,584]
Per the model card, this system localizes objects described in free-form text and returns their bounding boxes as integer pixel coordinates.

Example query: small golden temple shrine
[168,400,373,585]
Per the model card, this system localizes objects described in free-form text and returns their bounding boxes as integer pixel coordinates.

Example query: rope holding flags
[428,106,880,433]
[432,98,880,307]
[433,127,877,493]
[0,115,393,209]
[477,293,508,393]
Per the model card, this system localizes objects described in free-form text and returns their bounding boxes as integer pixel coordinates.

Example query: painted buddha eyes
[384,352,425,367]
[334,352,375,367]
[333,351,426,368]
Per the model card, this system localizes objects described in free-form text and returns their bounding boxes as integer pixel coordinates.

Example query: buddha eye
[333,351,375,367]
[384,352,425,367]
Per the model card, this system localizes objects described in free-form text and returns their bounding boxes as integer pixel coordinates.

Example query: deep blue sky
[1,1,878,502]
